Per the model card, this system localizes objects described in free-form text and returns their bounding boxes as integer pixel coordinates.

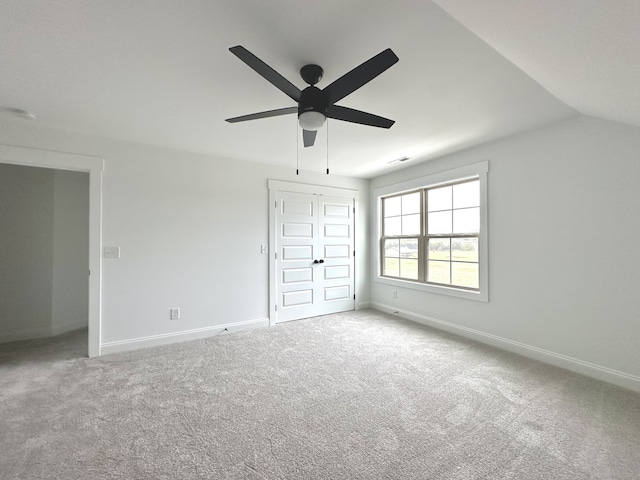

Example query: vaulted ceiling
[1,1,637,178]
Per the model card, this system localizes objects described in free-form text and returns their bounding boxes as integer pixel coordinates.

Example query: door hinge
[275,305,278,311]
[353,294,356,300]
[353,250,355,256]
[353,207,355,213]
[275,252,277,260]
[275,200,277,208]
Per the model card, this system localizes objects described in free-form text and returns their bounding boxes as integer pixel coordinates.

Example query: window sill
[375,275,488,302]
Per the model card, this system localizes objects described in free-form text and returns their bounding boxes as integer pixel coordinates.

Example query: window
[382,191,421,280]
[376,162,488,301]
[426,180,480,289]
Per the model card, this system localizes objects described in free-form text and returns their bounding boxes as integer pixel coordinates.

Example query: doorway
[0,145,103,356]
[0,164,89,343]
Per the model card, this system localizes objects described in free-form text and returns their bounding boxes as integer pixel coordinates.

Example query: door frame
[0,145,103,357]
[268,180,359,325]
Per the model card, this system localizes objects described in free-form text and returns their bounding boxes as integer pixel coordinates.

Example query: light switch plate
[103,246,120,258]
[261,244,268,254]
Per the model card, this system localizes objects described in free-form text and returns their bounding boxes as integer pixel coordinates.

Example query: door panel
[324,224,349,237]
[324,265,350,279]
[275,192,355,322]
[283,223,313,237]
[282,267,313,284]
[282,245,313,260]
[324,245,350,258]
[324,285,350,301]
[316,195,354,316]
[283,289,313,307]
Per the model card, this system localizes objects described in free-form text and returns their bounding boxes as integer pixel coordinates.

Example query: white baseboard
[0,318,88,345]
[371,302,640,393]
[51,318,88,336]
[99,317,270,356]
[356,301,371,310]
[0,326,52,344]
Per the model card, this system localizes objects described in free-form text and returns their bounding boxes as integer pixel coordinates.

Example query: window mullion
[423,188,428,283]
[417,189,425,282]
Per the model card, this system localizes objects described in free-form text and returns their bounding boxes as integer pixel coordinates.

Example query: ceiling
[0,1,637,178]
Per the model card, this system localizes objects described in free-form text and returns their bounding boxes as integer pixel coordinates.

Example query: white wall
[370,115,640,389]
[0,121,369,351]
[52,170,90,335]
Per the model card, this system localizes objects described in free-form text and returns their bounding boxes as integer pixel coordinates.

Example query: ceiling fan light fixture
[298,111,326,131]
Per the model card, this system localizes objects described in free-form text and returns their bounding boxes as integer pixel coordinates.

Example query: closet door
[275,191,354,323]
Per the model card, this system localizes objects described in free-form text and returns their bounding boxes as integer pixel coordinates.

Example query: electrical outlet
[170,308,180,320]
[392,290,397,299]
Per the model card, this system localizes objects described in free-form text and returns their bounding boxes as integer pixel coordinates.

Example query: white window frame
[374,161,489,302]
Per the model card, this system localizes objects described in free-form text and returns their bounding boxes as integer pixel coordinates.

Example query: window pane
[453,181,479,209]
[401,192,421,215]
[428,186,452,212]
[428,238,450,260]
[428,260,450,284]
[400,259,418,279]
[400,238,418,258]
[453,207,479,233]
[402,214,421,235]
[384,257,399,277]
[384,216,401,235]
[452,262,479,289]
[384,196,401,217]
[452,238,478,262]
[384,239,399,257]
[428,211,452,234]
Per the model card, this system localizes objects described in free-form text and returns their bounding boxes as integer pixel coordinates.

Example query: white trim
[268,180,359,325]
[371,302,640,393]
[0,144,103,357]
[100,317,269,355]
[268,179,359,200]
[373,161,489,302]
[374,161,489,197]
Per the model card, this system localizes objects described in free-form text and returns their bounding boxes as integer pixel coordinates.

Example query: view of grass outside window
[381,178,480,290]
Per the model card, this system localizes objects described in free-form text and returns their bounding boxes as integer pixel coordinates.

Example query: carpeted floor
[1,309,639,479]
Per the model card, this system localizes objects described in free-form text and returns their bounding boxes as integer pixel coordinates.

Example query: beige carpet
[1,309,639,479]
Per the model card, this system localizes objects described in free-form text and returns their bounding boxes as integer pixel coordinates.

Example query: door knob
[313,259,325,264]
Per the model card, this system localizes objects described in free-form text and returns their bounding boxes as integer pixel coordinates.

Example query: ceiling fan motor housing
[298,86,329,117]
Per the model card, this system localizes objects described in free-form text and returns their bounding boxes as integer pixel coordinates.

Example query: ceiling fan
[225,46,399,147]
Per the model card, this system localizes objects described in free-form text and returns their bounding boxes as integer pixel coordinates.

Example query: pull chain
[296,122,299,175]
[326,119,329,175]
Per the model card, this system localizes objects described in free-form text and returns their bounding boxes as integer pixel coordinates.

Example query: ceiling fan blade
[324,48,399,104]
[225,106,298,123]
[229,46,301,102]
[302,129,317,147]
[327,105,395,128]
